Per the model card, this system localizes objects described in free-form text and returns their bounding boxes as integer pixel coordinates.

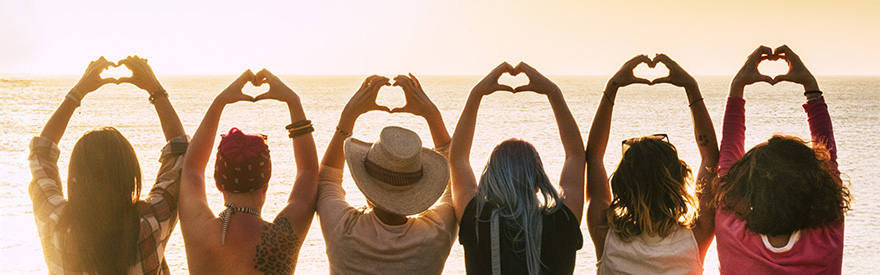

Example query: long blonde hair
[608,137,695,241]
[474,139,562,275]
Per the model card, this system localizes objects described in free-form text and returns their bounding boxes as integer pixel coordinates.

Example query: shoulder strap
[491,209,501,275]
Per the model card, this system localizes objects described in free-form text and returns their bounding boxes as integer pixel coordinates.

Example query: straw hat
[344,126,449,216]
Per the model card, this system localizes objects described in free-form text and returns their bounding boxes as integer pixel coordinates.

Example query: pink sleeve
[802,96,838,174]
[717,97,746,179]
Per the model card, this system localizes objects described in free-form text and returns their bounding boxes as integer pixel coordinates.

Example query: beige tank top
[597,227,702,275]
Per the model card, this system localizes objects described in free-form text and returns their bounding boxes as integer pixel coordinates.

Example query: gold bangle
[286,120,311,130]
[287,123,313,132]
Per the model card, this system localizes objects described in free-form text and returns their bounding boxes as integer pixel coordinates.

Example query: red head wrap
[214,128,271,193]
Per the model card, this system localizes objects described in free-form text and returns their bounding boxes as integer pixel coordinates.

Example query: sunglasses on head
[621,133,669,153]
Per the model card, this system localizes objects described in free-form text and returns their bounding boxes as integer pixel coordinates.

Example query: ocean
[1,75,878,274]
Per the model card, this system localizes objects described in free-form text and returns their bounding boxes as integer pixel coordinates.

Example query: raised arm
[584,55,652,257]
[117,56,185,141]
[652,54,719,259]
[252,69,319,236]
[449,62,515,222]
[320,75,391,170]
[179,70,257,227]
[773,45,837,172]
[39,57,116,143]
[513,62,585,221]
[719,46,775,176]
[392,74,451,148]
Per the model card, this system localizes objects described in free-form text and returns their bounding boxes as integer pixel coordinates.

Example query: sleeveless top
[597,227,702,275]
[459,198,583,274]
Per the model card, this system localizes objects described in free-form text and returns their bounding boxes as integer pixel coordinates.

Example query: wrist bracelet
[602,92,614,106]
[804,90,823,96]
[336,126,352,138]
[149,89,169,104]
[66,92,82,107]
[288,126,314,138]
[689,97,704,107]
[286,120,311,130]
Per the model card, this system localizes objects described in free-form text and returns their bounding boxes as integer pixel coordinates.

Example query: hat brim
[344,137,449,216]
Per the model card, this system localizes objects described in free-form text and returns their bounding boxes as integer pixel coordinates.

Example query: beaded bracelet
[149,89,169,104]
[288,126,314,138]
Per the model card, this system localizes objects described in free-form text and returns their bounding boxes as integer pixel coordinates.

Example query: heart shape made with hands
[98,63,133,81]
[632,60,670,83]
[242,75,271,99]
[757,53,791,83]
[497,72,530,89]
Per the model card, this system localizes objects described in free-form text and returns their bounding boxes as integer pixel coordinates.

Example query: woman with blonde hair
[450,62,585,274]
[585,54,719,274]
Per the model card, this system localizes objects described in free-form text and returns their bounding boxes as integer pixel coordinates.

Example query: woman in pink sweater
[714,45,852,274]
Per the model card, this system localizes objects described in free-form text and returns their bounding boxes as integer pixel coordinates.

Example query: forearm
[39,96,80,144]
[424,110,451,148]
[321,110,359,169]
[547,90,584,158]
[717,97,746,176]
[804,96,838,172]
[585,86,614,203]
[184,100,226,173]
[287,101,319,200]
[585,86,616,162]
[686,85,719,168]
[152,94,186,141]
[288,101,318,174]
[449,93,482,164]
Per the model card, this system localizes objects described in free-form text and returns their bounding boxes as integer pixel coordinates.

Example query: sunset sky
[1,0,878,76]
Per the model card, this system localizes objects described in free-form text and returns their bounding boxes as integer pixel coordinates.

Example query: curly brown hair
[715,134,851,236]
[607,138,695,241]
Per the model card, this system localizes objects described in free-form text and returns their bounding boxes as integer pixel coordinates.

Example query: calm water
[1,75,878,274]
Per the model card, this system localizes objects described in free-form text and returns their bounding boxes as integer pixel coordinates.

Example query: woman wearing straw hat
[316,74,456,274]
[450,62,585,274]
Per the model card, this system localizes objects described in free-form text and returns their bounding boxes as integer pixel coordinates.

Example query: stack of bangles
[286,120,314,138]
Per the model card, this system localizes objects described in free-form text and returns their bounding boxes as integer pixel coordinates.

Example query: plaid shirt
[29,135,189,274]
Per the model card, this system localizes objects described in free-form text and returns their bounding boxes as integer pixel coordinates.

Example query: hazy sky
[1,0,878,75]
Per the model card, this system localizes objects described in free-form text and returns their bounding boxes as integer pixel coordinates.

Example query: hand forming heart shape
[733,45,817,88]
[471,61,562,97]
[216,69,301,104]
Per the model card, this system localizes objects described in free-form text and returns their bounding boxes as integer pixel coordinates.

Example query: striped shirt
[29,135,189,274]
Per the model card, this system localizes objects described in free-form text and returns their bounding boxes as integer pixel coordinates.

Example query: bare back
[183,215,301,274]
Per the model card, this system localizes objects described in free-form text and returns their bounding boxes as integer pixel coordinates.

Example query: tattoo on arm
[254,217,300,274]
[698,134,710,148]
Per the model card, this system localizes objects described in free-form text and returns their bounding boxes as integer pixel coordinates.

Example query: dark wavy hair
[715,134,851,236]
[63,127,142,274]
[607,138,695,241]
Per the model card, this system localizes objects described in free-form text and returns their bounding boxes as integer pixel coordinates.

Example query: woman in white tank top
[585,54,719,274]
